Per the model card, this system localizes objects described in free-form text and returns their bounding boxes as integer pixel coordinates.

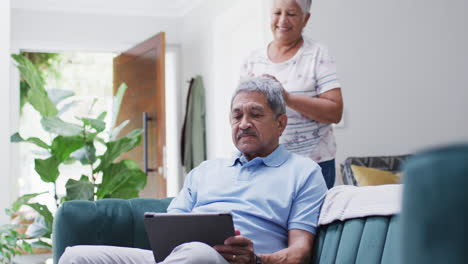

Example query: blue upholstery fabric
[53,198,173,264]
[400,144,468,264]
[54,199,402,264]
[311,215,401,264]
[381,215,403,263]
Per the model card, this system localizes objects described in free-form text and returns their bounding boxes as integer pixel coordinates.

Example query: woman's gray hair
[271,0,312,19]
[231,76,286,119]
[295,0,312,14]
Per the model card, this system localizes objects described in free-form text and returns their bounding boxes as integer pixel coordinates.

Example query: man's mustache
[237,130,257,139]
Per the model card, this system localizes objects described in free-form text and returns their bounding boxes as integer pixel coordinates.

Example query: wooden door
[113,32,166,198]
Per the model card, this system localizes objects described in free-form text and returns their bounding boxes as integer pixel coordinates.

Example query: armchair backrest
[400,144,468,264]
[53,197,173,264]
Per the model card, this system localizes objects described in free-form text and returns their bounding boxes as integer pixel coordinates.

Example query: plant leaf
[88,98,98,115]
[30,240,52,249]
[96,160,146,199]
[65,175,95,201]
[4,233,18,247]
[109,83,127,137]
[41,116,82,136]
[22,240,33,254]
[125,129,143,140]
[110,120,130,141]
[25,215,50,238]
[47,88,75,105]
[11,54,58,117]
[10,132,23,142]
[51,135,85,162]
[24,203,53,235]
[70,143,97,165]
[20,80,31,113]
[4,208,13,217]
[95,129,142,172]
[97,111,107,121]
[11,192,48,212]
[34,156,60,183]
[58,100,78,117]
[83,118,106,132]
[62,156,77,165]
[28,87,59,117]
[10,132,50,149]
[95,137,106,145]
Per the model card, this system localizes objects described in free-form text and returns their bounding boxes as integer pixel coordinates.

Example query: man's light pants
[59,242,229,264]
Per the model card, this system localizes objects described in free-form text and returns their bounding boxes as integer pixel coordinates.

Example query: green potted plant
[0,54,147,262]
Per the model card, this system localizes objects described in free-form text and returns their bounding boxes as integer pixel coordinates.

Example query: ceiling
[11,0,203,18]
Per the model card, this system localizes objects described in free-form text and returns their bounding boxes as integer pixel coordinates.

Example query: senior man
[59,76,327,264]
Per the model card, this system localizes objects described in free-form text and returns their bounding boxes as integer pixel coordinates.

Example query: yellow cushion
[351,165,401,186]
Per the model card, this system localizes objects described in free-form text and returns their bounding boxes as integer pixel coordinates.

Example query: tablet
[143,212,235,262]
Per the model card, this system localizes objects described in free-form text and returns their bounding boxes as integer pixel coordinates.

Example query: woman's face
[270,0,310,43]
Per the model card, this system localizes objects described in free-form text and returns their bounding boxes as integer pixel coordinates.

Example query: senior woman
[241,0,343,189]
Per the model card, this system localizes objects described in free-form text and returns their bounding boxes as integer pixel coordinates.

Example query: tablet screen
[144,212,235,262]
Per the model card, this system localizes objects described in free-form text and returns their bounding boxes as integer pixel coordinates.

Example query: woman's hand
[214,230,256,264]
[259,73,342,124]
[261,74,290,104]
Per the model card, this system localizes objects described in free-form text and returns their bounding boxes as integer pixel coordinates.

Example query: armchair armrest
[53,197,173,264]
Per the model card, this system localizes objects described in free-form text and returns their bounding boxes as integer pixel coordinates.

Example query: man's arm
[166,167,198,213]
[214,229,314,264]
[259,229,314,264]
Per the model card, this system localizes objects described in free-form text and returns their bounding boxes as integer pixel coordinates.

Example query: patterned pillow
[341,155,410,186]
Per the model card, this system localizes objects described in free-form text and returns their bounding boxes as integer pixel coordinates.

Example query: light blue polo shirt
[167,145,327,254]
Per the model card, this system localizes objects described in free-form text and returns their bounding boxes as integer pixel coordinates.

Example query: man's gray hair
[231,76,286,119]
[295,0,312,14]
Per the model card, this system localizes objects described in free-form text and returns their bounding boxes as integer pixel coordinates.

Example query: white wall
[11,9,182,52]
[305,0,468,165]
[179,0,233,160]
[180,0,270,160]
[180,0,468,178]
[211,0,269,158]
[165,46,182,197]
[1,0,11,225]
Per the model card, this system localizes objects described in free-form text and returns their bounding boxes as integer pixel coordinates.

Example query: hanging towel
[181,75,206,173]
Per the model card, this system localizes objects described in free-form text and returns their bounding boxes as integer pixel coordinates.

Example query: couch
[53,144,468,264]
[53,198,399,264]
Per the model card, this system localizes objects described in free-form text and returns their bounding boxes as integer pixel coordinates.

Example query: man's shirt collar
[229,144,290,167]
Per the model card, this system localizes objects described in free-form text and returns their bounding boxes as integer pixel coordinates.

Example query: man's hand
[214,230,256,264]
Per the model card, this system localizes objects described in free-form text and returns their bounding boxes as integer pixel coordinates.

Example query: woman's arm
[259,229,315,264]
[284,88,343,124]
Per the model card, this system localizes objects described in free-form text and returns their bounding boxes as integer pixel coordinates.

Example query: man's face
[230,91,287,161]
